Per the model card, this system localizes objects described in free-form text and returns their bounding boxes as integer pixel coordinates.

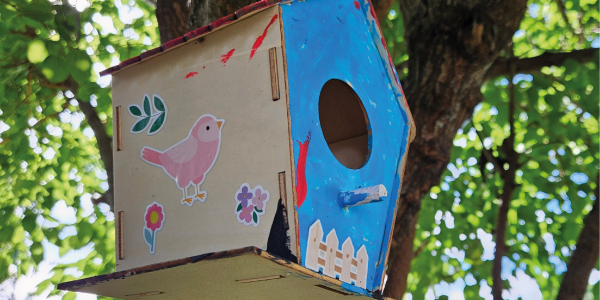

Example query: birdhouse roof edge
[99,0,285,77]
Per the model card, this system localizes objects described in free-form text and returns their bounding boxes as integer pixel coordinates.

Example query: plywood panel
[58,248,387,300]
[111,6,296,271]
[281,1,411,291]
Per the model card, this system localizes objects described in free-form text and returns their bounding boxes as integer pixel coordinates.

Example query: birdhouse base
[57,247,391,300]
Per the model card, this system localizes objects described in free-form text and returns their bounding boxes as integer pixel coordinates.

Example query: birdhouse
[59,0,415,299]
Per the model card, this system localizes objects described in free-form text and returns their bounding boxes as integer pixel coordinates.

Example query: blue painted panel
[282,0,410,291]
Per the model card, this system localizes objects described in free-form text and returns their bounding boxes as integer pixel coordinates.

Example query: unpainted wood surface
[111,6,296,271]
[61,251,377,300]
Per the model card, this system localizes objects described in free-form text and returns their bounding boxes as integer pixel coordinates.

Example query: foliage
[0,0,597,299]
[380,0,599,298]
[0,0,158,298]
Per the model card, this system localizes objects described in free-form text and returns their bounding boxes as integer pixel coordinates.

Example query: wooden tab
[268,47,280,101]
[278,172,289,229]
[337,185,388,208]
[115,106,122,151]
[117,211,124,260]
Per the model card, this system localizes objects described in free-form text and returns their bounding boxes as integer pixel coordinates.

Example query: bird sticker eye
[206,126,210,131]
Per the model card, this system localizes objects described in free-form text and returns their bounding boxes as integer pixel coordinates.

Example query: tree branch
[64,78,114,210]
[556,173,600,300]
[492,61,519,300]
[485,48,598,80]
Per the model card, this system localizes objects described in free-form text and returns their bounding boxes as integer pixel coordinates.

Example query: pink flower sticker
[234,184,270,227]
[143,202,165,254]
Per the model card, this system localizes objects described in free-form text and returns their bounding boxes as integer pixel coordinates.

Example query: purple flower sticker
[252,189,268,211]
[234,183,270,227]
[237,186,253,208]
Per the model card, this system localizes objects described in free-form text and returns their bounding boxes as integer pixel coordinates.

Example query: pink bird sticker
[140,114,225,206]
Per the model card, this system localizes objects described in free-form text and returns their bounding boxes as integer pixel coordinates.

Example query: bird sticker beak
[217,120,224,129]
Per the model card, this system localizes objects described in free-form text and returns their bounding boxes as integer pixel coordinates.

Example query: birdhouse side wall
[111,6,297,271]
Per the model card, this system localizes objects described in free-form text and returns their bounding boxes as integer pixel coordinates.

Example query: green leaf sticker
[143,94,152,116]
[148,111,166,135]
[130,94,168,134]
[254,207,263,213]
[129,105,143,117]
[144,228,153,245]
[132,117,151,133]
[154,95,166,112]
[252,212,258,223]
[237,203,242,212]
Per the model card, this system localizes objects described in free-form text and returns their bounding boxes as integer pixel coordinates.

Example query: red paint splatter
[185,72,198,78]
[250,14,279,59]
[203,66,206,69]
[354,1,360,10]
[296,132,311,208]
[221,49,235,65]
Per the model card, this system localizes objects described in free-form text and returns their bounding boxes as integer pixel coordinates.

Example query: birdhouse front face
[110,6,296,271]
[281,0,412,292]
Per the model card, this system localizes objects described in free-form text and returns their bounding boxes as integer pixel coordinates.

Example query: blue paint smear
[341,282,371,296]
[337,192,371,207]
[282,0,410,291]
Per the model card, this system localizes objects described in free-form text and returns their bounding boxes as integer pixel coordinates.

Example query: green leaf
[128,105,143,117]
[27,40,49,64]
[21,2,54,22]
[467,215,479,226]
[42,56,69,83]
[252,212,258,223]
[148,112,165,135]
[62,291,76,300]
[237,203,242,212]
[153,95,165,112]
[131,117,151,133]
[144,228,153,245]
[67,50,92,84]
[143,95,151,116]
[22,215,36,232]
[254,207,263,213]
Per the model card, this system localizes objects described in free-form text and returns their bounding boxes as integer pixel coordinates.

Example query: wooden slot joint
[314,284,352,296]
[236,275,285,284]
[268,47,280,101]
[117,211,124,260]
[115,106,122,151]
[278,171,290,230]
[124,291,164,297]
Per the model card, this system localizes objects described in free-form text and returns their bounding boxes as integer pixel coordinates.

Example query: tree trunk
[188,0,255,29]
[556,176,600,300]
[384,1,527,298]
[156,0,191,44]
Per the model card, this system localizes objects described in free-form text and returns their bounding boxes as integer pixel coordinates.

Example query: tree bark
[187,0,255,29]
[156,0,191,44]
[556,175,600,300]
[384,1,527,298]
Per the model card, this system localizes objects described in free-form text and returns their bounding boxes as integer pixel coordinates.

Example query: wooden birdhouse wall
[111,6,296,271]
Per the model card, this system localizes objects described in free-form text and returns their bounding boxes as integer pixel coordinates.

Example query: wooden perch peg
[337,184,387,208]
